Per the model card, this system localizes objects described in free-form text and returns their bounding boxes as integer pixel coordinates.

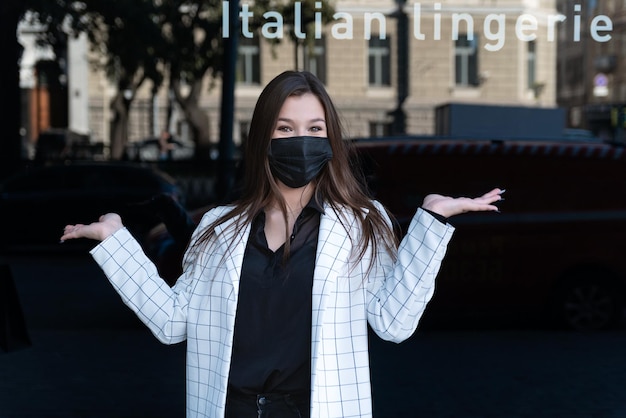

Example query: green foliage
[19,0,338,149]
[18,0,74,59]
[156,0,225,86]
[21,0,338,94]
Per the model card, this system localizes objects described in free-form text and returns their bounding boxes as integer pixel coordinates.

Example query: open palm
[422,188,504,218]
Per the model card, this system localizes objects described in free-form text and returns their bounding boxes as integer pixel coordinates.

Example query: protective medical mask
[268,136,333,188]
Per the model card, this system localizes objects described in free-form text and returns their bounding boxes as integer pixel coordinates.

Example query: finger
[60,225,85,241]
[63,224,82,233]
[471,195,501,205]
[481,188,505,198]
[466,203,500,213]
[479,189,505,203]
[60,232,73,242]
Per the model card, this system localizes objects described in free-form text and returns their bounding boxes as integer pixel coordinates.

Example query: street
[2,254,626,417]
[370,329,626,418]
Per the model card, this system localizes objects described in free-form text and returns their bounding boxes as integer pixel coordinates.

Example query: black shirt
[227,198,323,402]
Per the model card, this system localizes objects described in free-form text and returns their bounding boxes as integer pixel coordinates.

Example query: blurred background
[2,0,626,416]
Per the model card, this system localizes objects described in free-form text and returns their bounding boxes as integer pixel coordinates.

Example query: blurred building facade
[556,0,626,142]
[21,0,563,155]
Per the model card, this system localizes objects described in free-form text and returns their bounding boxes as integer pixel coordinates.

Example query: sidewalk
[3,255,626,417]
[0,255,186,418]
[1,328,186,418]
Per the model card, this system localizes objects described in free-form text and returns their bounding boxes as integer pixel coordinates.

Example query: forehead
[278,93,325,119]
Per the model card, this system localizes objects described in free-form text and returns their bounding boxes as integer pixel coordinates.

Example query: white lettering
[413,3,425,40]
[484,14,505,51]
[547,14,566,42]
[451,13,473,40]
[294,2,305,39]
[241,3,254,38]
[315,2,323,39]
[332,12,353,39]
[222,1,229,38]
[574,4,581,42]
[219,1,613,47]
[434,3,442,40]
[364,12,386,40]
[516,14,538,41]
[262,11,283,39]
[591,15,612,42]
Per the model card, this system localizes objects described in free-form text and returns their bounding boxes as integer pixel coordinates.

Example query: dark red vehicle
[356,137,626,331]
[148,137,626,331]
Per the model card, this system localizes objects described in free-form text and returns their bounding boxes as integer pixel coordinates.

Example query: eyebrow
[276,117,326,124]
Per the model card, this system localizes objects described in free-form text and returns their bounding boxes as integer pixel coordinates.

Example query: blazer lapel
[214,215,250,299]
[311,203,353,347]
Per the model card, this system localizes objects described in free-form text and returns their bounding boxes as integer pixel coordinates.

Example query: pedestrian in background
[60,70,503,418]
[158,129,176,161]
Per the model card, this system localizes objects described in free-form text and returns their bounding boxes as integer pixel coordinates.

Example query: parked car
[124,137,195,162]
[356,137,626,331]
[0,162,185,254]
[145,137,626,331]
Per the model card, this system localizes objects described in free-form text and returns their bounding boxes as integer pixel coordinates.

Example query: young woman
[61,70,503,418]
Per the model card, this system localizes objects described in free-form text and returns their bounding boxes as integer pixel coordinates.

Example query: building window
[303,38,327,84]
[368,36,391,86]
[237,37,260,85]
[527,40,537,89]
[369,121,391,137]
[455,34,479,86]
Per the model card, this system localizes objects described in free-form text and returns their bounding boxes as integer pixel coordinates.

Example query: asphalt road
[2,254,626,418]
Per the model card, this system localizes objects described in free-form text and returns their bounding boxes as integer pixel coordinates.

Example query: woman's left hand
[422,188,504,218]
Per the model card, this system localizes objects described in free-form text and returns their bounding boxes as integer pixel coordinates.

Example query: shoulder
[323,200,391,230]
[370,199,387,215]
[196,204,238,228]
[323,199,387,217]
[184,205,242,257]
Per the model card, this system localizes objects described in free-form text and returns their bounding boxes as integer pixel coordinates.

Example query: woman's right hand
[60,213,124,243]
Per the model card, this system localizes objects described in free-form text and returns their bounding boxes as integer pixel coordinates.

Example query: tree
[157,1,336,159]
[275,0,336,70]
[69,0,235,160]
[17,0,337,163]
[156,0,225,160]
[67,0,165,159]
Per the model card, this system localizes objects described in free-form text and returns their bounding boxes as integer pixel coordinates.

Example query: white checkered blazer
[91,201,454,418]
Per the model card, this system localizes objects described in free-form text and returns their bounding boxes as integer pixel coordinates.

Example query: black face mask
[268,136,333,188]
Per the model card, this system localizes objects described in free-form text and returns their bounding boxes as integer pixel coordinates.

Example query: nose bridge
[294,125,307,136]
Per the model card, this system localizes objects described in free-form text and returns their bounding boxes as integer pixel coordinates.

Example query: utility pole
[216,0,239,202]
[389,0,408,136]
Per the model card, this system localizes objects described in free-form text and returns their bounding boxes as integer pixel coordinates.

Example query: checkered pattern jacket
[91,201,454,418]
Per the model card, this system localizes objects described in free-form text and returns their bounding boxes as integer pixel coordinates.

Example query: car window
[75,165,157,190]
[3,167,78,192]
[120,168,160,188]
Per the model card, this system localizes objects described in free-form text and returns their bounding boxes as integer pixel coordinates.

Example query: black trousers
[225,393,308,418]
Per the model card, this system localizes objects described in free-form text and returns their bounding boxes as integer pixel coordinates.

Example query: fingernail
[498,189,506,194]
[59,240,65,244]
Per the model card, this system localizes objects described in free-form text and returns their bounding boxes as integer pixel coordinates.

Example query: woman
[60,71,503,418]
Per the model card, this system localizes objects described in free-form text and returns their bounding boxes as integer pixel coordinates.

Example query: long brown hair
[191,70,399,266]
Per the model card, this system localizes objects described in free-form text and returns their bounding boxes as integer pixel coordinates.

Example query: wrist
[422,202,447,218]
[421,207,448,223]
[101,225,124,241]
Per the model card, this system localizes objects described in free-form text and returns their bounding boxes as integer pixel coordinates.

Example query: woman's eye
[277,126,292,132]
[310,126,323,132]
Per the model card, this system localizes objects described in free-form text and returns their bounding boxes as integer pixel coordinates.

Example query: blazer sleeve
[89,208,223,345]
[89,227,195,344]
[365,205,455,343]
